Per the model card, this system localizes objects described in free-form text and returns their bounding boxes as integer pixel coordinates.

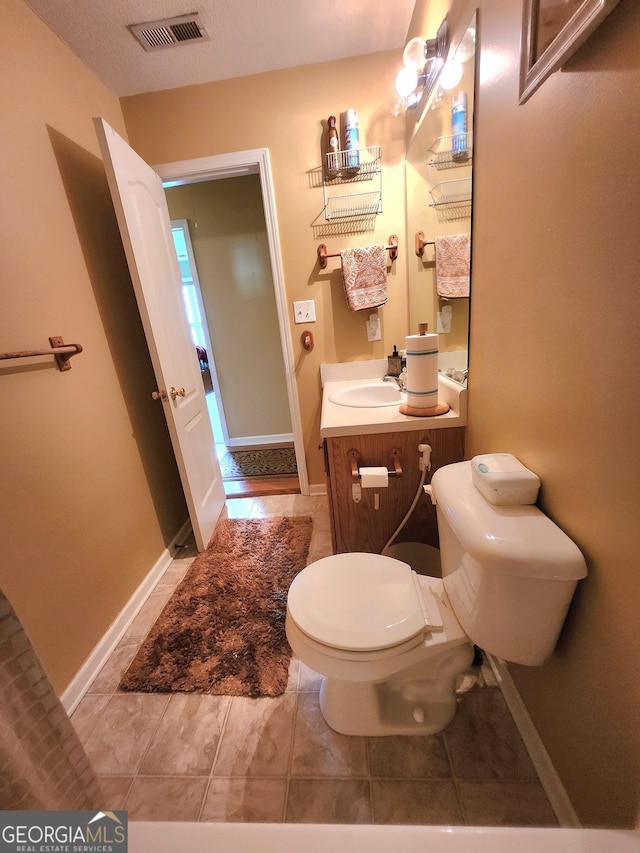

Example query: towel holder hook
[415,231,435,257]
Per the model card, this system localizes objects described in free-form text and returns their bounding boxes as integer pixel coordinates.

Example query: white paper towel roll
[405,333,439,409]
[359,467,388,488]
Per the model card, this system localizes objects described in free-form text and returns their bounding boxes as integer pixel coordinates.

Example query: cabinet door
[326,428,464,554]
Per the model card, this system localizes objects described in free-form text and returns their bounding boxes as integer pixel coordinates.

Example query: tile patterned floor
[71,494,559,826]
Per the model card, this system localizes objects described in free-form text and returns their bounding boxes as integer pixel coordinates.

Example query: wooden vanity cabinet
[324,428,464,554]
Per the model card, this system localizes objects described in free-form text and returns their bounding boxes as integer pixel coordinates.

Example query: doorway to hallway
[170,212,299,500]
[206,394,299,498]
[155,148,308,497]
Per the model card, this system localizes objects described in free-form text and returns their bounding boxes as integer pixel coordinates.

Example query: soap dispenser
[387,345,402,377]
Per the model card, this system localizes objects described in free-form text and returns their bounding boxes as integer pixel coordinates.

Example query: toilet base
[318,641,474,736]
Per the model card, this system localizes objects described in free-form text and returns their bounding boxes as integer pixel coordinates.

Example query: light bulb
[395,66,419,99]
[402,37,426,71]
[456,27,476,63]
[439,60,463,90]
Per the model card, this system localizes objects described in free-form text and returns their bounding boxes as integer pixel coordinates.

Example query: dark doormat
[220,447,297,479]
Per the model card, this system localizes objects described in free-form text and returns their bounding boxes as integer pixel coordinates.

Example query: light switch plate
[293,300,316,324]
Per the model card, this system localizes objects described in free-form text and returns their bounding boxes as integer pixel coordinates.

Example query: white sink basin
[328,381,403,408]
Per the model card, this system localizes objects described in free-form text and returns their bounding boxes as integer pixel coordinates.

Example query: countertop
[320,360,467,438]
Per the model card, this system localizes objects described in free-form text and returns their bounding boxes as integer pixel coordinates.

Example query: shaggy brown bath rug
[119,516,313,698]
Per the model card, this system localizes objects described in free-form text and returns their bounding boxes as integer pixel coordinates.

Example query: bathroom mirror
[405,12,476,386]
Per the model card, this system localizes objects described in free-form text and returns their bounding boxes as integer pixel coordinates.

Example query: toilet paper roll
[359,467,389,488]
[405,333,439,409]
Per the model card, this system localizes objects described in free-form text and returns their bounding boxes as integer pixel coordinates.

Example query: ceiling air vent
[128,13,209,52]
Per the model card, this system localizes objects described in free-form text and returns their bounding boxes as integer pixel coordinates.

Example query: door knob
[170,386,186,401]
[152,390,168,401]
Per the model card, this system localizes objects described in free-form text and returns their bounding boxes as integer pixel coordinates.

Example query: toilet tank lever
[423,484,436,504]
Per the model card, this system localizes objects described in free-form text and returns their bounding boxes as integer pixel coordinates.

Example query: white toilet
[286,456,587,736]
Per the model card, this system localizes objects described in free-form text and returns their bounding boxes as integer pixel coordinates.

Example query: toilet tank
[430,460,587,666]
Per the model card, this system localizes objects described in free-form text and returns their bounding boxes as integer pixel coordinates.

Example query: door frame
[155,148,309,496]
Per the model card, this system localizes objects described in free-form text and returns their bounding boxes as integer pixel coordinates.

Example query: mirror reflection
[405,13,476,386]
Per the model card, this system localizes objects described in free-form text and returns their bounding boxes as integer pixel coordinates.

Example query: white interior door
[94,117,225,551]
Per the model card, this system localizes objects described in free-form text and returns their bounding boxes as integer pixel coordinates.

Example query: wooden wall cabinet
[324,427,464,554]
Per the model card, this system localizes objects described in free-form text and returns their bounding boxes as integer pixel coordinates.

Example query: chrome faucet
[383,372,407,391]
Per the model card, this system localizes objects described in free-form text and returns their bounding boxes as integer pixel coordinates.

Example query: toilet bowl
[286,553,474,735]
[286,456,588,737]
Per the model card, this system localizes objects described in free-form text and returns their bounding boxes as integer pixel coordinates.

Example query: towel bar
[318,235,398,269]
[0,336,83,372]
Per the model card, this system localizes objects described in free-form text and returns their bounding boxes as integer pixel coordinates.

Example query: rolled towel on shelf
[340,245,388,312]
[435,233,470,298]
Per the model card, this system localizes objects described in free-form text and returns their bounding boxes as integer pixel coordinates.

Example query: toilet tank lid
[432,462,587,581]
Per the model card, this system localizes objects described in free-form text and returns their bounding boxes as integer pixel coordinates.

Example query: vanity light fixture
[430,24,476,110]
[394,18,450,110]
[456,24,477,64]
[439,59,463,91]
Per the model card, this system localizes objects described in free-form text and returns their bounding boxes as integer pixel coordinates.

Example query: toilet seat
[287,553,441,652]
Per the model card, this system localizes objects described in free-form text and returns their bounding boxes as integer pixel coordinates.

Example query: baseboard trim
[225,434,294,450]
[309,482,327,497]
[60,519,192,715]
[488,654,581,829]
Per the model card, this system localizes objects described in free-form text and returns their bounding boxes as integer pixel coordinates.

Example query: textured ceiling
[24,0,415,97]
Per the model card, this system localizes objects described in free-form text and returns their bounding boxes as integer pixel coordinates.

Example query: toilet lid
[287,553,428,651]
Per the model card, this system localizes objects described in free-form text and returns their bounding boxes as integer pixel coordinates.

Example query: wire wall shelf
[428,133,473,170]
[322,146,382,221]
[324,145,380,182]
[429,178,472,222]
[324,190,383,221]
[429,178,472,206]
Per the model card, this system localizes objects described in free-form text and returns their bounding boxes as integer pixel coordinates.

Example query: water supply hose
[381,443,432,554]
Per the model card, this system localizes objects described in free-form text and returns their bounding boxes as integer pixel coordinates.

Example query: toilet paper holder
[349,448,402,481]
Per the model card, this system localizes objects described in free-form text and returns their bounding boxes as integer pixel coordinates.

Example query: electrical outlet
[366,313,382,341]
[437,305,452,333]
[293,300,316,324]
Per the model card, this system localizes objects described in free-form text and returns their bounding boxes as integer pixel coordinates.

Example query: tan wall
[465,0,639,828]
[166,177,292,442]
[0,0,187,693]
[121,52,409,487]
